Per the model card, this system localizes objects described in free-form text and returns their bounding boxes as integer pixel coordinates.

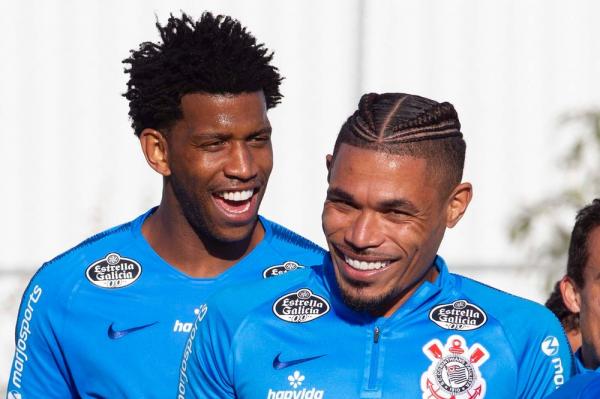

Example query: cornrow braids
[333,93,466,195]
[123,12,283,137]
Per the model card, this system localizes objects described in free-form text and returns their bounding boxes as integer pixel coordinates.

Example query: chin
[212,222,258,243]
[335,271,401,315]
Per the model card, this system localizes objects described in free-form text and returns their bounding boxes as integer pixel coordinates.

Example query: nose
[344,210,385,250]
[223,142,257,181]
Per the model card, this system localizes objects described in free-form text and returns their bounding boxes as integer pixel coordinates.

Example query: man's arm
[516,310,573,398]
[6,269,74,397]
[177,304,235,399]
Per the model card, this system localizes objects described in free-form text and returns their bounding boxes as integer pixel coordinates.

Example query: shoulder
[260,217,326,258]
[450,273,566,361]
[453,273,560,329]
[24,214,144,298]
[204,266,324,328]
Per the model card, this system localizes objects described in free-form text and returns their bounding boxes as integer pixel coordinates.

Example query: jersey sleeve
[6,267,75,398]
[515,310,573,398]
[178,303,235,399]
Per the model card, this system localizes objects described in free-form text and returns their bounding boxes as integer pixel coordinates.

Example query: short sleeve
[516,312,573,398]
[6,267,74,398]
[177,304,235,399]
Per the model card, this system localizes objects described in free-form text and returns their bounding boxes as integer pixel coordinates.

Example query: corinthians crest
[420,335,489,399]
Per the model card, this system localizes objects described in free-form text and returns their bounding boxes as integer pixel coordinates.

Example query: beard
[169,172,217,241]
[168,173,260,262]
[337,277,407,315]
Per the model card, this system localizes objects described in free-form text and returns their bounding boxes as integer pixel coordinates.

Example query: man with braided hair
[6,12,325,398]
[182,93,572,398]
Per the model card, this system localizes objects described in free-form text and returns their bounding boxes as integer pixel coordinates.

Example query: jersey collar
[574,348,600,374]
[129,207,273,281]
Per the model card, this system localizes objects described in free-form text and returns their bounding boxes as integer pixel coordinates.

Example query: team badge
[263,261,304,278]
[421,335,489,399]
[85,253,142,289]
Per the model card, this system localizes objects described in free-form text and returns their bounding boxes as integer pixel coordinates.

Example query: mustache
[331,242,392,259]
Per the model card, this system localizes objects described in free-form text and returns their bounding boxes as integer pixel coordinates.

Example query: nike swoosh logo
[272,352,326,370]
[107,321,158,339]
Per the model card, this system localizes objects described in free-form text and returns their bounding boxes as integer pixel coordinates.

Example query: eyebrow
[326,187,355,203]
[326,187,419,213]
[191,126,272,139]
[250,127,272,135]
[378,198,419,213]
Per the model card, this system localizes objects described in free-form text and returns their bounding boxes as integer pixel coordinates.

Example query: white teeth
[218,190,254,202]
[344,256,389,271]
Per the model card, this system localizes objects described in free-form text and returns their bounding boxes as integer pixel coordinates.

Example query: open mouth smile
[332,244,396,275]
[213,188,258,216]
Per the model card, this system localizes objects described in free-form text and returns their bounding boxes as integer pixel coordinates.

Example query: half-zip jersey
[182,256,573,398]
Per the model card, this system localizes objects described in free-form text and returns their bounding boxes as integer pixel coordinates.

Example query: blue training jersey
[6,208,326,399]
[182,256,573,399]
[545,349,600,398]
[545,372,600,399]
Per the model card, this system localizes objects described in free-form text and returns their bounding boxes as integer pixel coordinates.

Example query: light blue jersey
[545,349,600,398]
[6,209,325,398]
[182,256,573,399]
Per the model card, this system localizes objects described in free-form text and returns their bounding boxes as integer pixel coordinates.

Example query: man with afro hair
[6,12,325,398]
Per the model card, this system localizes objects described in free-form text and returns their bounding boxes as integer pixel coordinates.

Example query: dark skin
[139,91,273,277]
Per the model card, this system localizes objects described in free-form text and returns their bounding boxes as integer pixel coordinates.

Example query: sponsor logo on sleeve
[420,335,489,399]
[11,285,43,390]
[429,300,487,331]
[273,289,330,323]
[7,391,22,399]
[178,304,208,399]
[263,261,304,278]
[173,307,204,333]
[85,253,142,289]
[541,336,564,387]
[267,370,325,399]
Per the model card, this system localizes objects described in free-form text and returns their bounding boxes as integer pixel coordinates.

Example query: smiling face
[322,144,471,316]
[165,91,273,243]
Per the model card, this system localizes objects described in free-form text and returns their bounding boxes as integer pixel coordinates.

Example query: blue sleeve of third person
[177,303,235,399]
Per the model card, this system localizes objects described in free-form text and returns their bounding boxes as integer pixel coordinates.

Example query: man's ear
[560,276,582,314]
[139,128,171,176]
[326,154,333,183]
[445,182,473,228]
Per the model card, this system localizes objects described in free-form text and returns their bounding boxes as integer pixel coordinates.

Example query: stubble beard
[168,173,260,260]
[169,173,227,243]
[336,274,405,316]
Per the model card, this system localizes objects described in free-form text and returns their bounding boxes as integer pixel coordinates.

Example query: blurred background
[1,0,599,393]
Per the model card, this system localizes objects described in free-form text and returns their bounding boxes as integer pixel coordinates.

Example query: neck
[380,265,439,318]
[581,342,600,371]
[142,193,264,278]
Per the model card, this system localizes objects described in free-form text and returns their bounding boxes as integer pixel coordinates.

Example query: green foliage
[509,110,600,271]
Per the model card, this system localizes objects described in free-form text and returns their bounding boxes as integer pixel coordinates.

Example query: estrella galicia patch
[85,253,142,289]
[263,261,304,278]
[273,288,330,323]
[429,300,487,331]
